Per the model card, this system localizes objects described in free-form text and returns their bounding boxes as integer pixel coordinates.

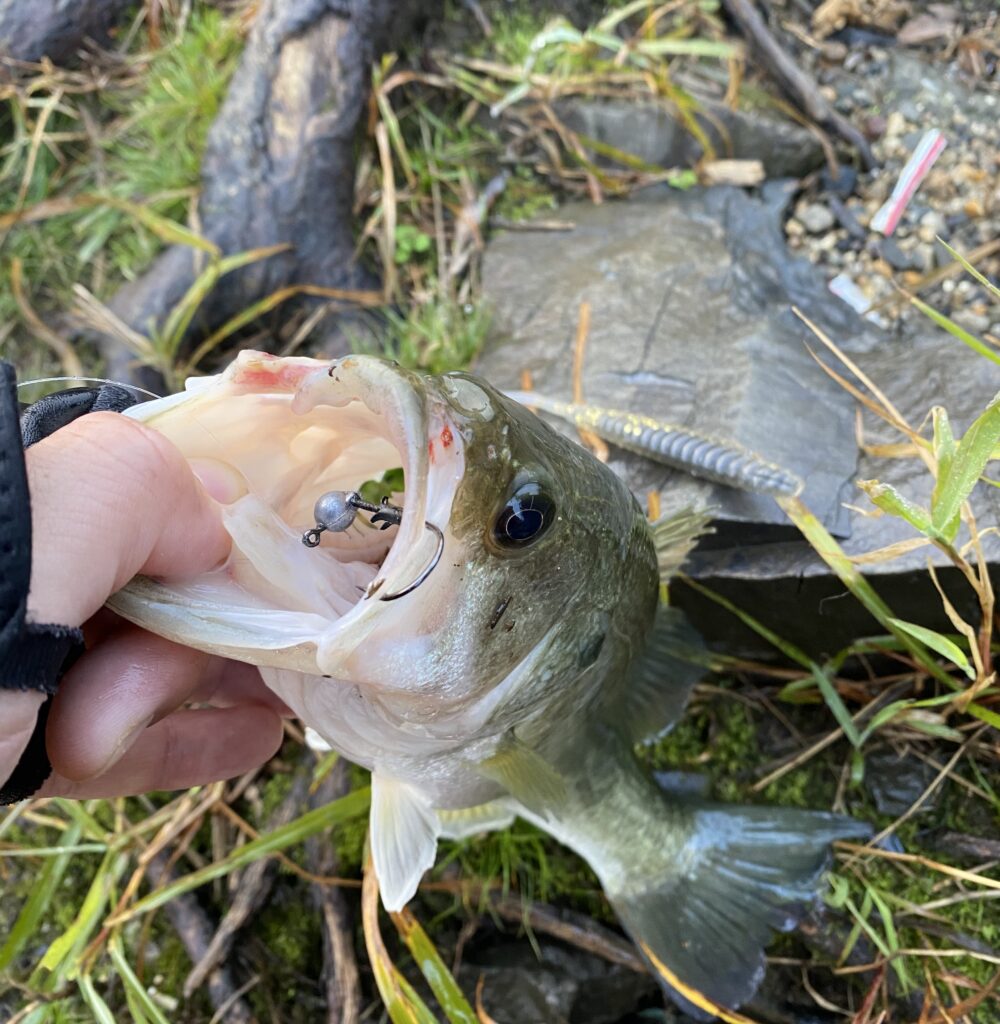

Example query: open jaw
[109,352,465,677]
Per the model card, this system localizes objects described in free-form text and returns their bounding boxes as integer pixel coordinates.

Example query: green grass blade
[0,819,83,972]
[157,242,292,361]
[931,392,1000,537]
[911,296,1000,367]
[77,973,117,1024]
[635,37,737,58]
[112,786,370,923]
[391,908,478,1024]
[857,480,938,539]
[886,618,975,679]
[811,664,861,747]
[677,574,812,669]
[109,938,172,1024]
[867,887,912,990]
[777,495,957,689]
[0,842,107,857]
[34,848,130,989]
[967,702,1000,730]
[937,238,1000,303]
[97,196,220,256]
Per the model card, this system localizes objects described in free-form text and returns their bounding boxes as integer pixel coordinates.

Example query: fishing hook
[301,490,444,602]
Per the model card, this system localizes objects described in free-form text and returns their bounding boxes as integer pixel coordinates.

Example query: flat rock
[475,186,1000,653]
[557,96,825,180]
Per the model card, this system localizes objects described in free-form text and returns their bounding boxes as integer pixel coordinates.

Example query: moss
[246,881,326,1021]
[639,689,762,802]
[259,768,296,821]
[493,166,559,224]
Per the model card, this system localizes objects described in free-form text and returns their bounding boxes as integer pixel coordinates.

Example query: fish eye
[492,482,556,549]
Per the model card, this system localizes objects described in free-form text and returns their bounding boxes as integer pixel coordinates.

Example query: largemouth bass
[110,350,868,1019]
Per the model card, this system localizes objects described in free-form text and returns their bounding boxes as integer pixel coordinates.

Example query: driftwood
[0,0,132,64]
[101,0,444,384]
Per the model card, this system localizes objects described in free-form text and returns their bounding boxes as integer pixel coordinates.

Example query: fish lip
[292,356,464,671]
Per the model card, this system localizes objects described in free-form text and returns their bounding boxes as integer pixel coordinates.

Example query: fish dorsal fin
[650,507,713,584]
[623,604,708,743]
[370,772,440,912]
[479,735,566,816]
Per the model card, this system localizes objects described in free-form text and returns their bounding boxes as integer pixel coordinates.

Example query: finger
[25,412,231,626]
[0,690,46,792]
[40,706,284,799]
[47,628,286,781]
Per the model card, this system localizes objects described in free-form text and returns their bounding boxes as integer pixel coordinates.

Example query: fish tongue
[222,494,375,618]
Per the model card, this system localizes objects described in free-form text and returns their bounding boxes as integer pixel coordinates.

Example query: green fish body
[111,351,868,1019]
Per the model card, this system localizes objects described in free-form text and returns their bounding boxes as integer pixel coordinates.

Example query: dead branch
[720,0,875,169]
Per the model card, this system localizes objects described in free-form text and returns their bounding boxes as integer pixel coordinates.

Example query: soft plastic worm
[507,392,803,498]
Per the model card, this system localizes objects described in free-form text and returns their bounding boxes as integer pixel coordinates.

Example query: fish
[109,349,869,1020]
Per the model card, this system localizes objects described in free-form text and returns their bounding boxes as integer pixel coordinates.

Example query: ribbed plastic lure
[505,391,804,498]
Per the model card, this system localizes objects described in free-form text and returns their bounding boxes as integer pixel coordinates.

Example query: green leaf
[825,873,850,909]
[391,909,478,1024]
[886,618,975,679]
[634,37,737,58]
[109,938,172,1024]
[34,848,130,990]
[812,663,861,747]
[77,974,117,1024]
[857,479,938,538]
[937,238,1000,304]
[931,392,1000,539]
[778,495,958,689]
[911,295,1000,367]
[868,887,912,990]
[930,407,961,539]
[967,702,1000,730]
[157,242,291,365]
[97,196,220,256]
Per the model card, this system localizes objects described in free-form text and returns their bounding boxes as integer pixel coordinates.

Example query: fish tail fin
[603,800,870,1020]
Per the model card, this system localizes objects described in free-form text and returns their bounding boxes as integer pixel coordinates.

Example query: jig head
[302,490,443,602]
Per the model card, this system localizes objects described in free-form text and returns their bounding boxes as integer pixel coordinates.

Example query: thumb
[25,412,229,626]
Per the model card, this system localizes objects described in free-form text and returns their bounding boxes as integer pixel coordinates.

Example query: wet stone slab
[475,186,1000,654]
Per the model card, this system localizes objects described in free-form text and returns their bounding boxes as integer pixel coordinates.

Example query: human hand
[1,412,286,799]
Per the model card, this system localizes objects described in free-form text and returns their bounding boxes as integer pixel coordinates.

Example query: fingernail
[92,714,153,779]
[189,458,247,506]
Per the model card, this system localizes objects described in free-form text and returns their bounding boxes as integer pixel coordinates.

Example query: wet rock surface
[457,938,661,1024]
[864,747,942,815]
[476,185,1000,653]
[557,93,825,180]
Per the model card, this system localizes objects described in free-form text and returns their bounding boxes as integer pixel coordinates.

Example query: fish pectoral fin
[607,802,871,1019]
[478,737,566,817]
[620,604,709,744]
[437,800,517,840]
[650,506,713,583]
[370,773,441,912]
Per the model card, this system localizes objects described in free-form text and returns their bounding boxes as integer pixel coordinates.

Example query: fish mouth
[112,352,464,675]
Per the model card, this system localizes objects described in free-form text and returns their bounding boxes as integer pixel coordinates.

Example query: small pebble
[799,203,836,234]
